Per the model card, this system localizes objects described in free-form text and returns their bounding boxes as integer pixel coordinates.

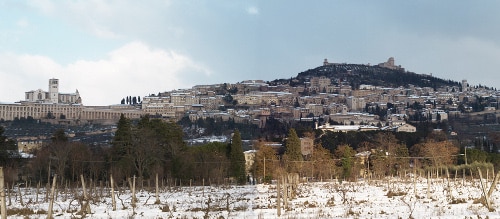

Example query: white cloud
[26,0,173,39]
[247,6,259,15]
[27,0,56,14]
[16,18,29,28]
[0,41,211,106]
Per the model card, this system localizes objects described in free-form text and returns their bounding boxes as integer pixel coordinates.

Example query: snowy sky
[1,0,500,105]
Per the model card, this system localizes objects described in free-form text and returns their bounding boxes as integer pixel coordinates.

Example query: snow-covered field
[5,177,500,218]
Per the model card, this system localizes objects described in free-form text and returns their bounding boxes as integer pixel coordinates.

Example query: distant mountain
[286,63,461,90]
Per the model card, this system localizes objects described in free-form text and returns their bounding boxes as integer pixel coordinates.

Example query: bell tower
[49,78,59,103]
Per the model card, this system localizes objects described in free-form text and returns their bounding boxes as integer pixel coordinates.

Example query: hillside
[291,63,461,89]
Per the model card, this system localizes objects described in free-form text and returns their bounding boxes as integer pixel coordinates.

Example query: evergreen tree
[284,128,303,173]
[111,114,187,180]
[0,126,17,166]
[112,114,133,155]
[229,130,246,184]
[334,144,355,180]
[51,129,68,143]
[111,114,134,178]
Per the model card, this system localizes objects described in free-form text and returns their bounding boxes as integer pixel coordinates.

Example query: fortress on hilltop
[377,57,404,71]
[323,57,405,71]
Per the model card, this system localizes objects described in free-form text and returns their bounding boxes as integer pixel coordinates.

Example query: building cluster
[2,59,500,147]
[0,78,143,124]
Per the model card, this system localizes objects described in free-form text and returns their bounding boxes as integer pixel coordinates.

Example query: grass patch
[386,190,407,198]
[7,208,47,216]
[449,198,467,204]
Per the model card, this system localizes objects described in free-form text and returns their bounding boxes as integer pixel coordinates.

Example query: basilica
[0,79,143,124]
[24,78,82,104]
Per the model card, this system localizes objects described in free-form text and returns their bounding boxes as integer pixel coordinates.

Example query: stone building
[0,79,143,123]
[25,78,81,104]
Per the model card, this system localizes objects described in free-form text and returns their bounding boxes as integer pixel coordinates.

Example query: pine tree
[111,114,134,177]
[229,129,246,184]
[284,128,303,173]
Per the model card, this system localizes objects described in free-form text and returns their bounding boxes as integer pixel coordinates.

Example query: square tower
[49,78,59,103]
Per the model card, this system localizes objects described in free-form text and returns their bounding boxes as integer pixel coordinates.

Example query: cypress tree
[284,128,303,173]
[111,114,134,175]
[112,114,133,153]
[229,129,246,184]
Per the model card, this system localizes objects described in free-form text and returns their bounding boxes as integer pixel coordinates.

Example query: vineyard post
[477,167,492,210]
[110,174,116,211]
[0,167,6,219]
[47,174,57,219]
[155,173,160,204]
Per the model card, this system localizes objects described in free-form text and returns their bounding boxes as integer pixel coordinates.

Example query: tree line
[120,96,141,105]
[2,114,500,187]
[252,128,500,183]
[1,114,247,186]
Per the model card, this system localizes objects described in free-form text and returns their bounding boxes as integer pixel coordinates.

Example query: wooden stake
[36,181,40,203]
[487,171,500,200]
[0,167,7,219]
[446,168,451,201]
[277,176,281,217]
[283,175,288,210]
[413,159,417,197]
[47,174,57,219]
[426,171,430,199]
[45,182,49,202]
[6,183,10,206]
[81,175,91,215]
[155,173,160,204]
[110,174,116,211]
[477,167,492,210]
[17,186,23,206]
[131,175,136,207]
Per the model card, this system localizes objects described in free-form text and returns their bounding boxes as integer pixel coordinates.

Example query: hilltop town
[1,58,500,216]
[0,58,499,152]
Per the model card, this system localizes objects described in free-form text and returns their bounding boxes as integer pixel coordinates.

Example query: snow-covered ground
[5,177,500,218]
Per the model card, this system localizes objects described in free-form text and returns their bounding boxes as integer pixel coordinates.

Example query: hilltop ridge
[281,58,462,90]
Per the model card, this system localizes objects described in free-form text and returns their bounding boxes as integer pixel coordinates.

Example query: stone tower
[49,78,59,103]
[387,57,395,67]
[462,79,468,92]
[323,58,329,66]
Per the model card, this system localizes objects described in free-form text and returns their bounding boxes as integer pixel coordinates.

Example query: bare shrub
[386,190,407,198]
